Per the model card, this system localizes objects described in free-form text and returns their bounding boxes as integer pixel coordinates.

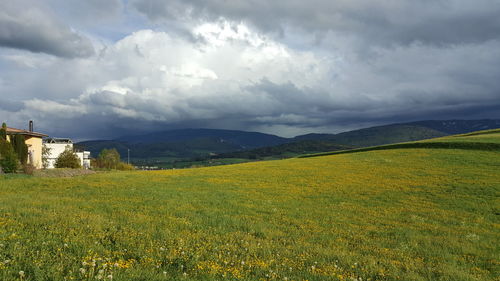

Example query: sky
[1,0,500,140]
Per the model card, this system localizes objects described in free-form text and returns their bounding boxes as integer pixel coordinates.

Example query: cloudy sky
[1,0,499,139]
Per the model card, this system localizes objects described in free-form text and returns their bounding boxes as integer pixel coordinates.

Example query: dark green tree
[0,123,6,140]
[55,147,81,169]
[11,134,28,165]
[0,139,19,173]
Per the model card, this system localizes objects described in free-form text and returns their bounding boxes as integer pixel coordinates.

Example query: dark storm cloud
[0,0,95,58]
[132,0,500,46]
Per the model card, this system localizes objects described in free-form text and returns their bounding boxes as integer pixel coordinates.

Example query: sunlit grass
[0,134,499,280]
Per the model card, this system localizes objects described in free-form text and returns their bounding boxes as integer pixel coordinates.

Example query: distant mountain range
[76,119,500,165]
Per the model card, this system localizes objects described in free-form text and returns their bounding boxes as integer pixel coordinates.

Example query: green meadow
[0,131,499,281]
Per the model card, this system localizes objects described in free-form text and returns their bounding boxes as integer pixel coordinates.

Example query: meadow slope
[0,136,499,280]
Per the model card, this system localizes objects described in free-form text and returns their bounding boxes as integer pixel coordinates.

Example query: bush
[55,149,81,169]
[116,162,135,171]
[23,163,36,175]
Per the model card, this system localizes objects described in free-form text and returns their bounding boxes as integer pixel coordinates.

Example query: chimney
[29,120,33,132]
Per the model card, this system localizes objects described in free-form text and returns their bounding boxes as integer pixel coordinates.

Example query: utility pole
[127,149,130,165]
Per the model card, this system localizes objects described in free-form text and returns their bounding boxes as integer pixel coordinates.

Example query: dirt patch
[33,169,97,178]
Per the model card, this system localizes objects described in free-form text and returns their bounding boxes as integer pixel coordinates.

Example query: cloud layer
[0,0,95,58]
[1,0,499,139]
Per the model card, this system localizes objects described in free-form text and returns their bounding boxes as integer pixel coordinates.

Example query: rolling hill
[2,130,499,280]
[76,119,500,165]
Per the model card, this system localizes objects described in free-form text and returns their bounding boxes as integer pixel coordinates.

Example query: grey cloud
[0,0,95,58]
[132,0,500,46]
[0,99,24,112]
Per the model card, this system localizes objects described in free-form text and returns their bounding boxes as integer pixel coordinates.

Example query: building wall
[75,151,91,169]
[45,143,73,169]
[25,136,43,169]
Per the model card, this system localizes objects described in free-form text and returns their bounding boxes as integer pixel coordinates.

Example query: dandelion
[64,243,68,247]
[79,268,86,274]
[107,274,113,280]
[19,271,25,278]
[163,271,167,276]
[82,261,88,266]
[183,272,187,277]
[241,261,245,265]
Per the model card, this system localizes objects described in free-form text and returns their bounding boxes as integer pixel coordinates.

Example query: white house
[43,138,91,169]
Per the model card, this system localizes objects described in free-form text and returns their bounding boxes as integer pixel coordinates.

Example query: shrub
[116,162,135,171]
[23,163,36,175]
[55,148,81,169]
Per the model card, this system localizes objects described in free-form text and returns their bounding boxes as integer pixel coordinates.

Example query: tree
[93,148,134,170]
[11,134,28,165]
[96,148,121,169]
[0,123,6,141]
[0,139,19,173]
[55,147,81,169]
[42,144,51,169]
[0,122,19,173]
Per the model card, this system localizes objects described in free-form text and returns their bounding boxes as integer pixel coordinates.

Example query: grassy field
[0,132,499,280]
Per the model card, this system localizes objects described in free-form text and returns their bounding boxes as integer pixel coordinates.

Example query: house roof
[44,137,72,144]
[5,127,48,138]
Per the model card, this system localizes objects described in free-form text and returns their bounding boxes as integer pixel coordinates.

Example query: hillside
[117,128,290,147]
[77,129,291,162]
[294,119,500,146]
[1,131,498,280]
[300,129,500,158]
[214,139,352,160]
[76,119,500,166]
[295,124,446,147]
